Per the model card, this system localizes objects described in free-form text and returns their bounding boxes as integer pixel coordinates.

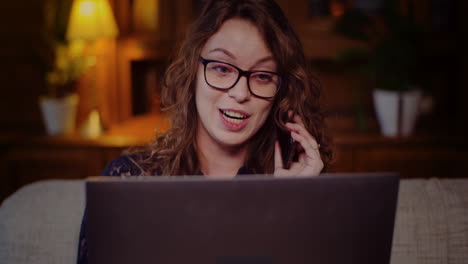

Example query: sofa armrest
[0,180,85,264]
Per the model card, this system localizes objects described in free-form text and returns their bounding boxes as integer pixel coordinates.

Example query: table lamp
[66,0,118,138]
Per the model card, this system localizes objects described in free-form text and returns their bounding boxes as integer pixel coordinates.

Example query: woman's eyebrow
[253,56,275,67]
[208,48,236,59]
[208,48,275,68]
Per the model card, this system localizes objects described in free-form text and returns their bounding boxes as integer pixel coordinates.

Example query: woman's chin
[215,133,250,149]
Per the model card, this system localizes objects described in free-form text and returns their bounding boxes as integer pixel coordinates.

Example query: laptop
[86,173,399,264]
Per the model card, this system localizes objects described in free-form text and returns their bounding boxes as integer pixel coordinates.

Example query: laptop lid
[86,173,399,264]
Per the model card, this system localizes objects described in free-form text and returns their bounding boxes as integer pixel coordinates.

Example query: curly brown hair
[130,0,333,175]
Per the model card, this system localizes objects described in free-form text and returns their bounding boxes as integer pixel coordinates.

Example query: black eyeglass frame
[199,56,282,99]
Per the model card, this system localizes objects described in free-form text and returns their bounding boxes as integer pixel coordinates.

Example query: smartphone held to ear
[277,126,298,169]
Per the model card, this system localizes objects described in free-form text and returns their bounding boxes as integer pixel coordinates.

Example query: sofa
[1,178,467,264]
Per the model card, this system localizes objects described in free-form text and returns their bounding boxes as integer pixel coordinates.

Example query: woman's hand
[274,114,324,177]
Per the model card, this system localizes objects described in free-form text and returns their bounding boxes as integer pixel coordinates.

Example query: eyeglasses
[199,56,281,99]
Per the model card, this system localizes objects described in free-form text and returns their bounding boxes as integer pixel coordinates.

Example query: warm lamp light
[67,0,118,41]
[66,0,118,138]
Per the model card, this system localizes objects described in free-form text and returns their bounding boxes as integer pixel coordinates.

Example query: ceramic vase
[373,89,422,137]
[39,94,79,136]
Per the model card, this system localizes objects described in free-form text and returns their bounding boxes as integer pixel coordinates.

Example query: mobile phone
[277,123,298,170]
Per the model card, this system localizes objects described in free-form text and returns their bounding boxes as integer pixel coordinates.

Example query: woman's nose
[227,76,251,102]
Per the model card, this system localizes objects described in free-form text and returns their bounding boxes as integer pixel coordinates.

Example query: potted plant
[38,0,94,136]
[335,0,425,137]
[40,42,94,136]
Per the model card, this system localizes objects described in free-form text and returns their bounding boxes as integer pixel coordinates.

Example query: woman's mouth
[221,110,248,123]
[219,109,250,130]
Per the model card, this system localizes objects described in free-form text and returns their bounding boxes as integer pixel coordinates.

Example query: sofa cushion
[441,179,468,263]
[0,180,85,264]
[391,178,468,264]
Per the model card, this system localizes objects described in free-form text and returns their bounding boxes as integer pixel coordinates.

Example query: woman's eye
[215,66,230,73]
[209,63,234,74]
[254,73,274,82]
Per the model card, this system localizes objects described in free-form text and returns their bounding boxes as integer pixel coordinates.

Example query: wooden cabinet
[0,135,132,202]
[329,134,468,178]
[2,126,467,203]
[7,146,103,185]
[354,148,457,177]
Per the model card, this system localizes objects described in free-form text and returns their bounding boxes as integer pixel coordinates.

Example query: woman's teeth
[221,110,247,124]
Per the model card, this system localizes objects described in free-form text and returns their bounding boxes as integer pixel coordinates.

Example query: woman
[78,0,332,262]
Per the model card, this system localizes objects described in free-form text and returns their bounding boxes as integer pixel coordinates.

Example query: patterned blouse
[76,154,252,264]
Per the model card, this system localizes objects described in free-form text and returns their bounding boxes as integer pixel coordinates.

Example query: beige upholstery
[0,180,85,264]
[0,178,467,263]
[392,179,468,264]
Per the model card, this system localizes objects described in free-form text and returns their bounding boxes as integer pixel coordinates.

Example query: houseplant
[40,42,94,136]
[39,0,93,136]
[335,0,425,137]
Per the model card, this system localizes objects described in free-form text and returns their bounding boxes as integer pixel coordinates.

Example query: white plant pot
[373,89,422,137]
[39,94,79,136]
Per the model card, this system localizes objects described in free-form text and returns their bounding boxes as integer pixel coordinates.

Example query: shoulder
[101,152,153,176]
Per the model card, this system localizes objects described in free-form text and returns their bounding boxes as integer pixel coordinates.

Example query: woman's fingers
[292,113,305,126]
[287,123,320,151]
[290,131,319,163]
[289,115,320,148]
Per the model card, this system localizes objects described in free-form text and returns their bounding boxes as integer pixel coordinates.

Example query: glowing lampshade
[67,0,118,41]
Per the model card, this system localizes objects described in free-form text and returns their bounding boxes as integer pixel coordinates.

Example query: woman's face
[195,18,276,149]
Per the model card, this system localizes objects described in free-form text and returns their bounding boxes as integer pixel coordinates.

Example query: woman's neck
[196,131,248,179]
